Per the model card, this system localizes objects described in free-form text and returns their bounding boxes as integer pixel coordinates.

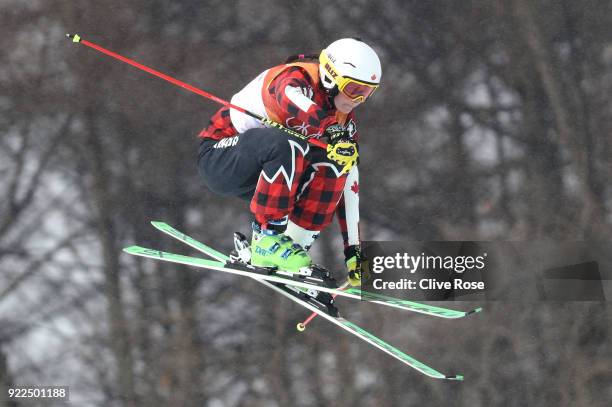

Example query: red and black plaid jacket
[199,62,359,247]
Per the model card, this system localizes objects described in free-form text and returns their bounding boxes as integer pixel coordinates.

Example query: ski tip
[66,33,81,43]
[446,375,464,381]
[150,220,166,227]
[466,307,483,315]
[122,245,141,253]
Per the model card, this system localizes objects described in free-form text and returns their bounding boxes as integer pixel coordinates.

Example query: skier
[197,38,381,287]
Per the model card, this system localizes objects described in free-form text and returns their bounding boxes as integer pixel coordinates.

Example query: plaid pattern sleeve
[267,67,337,138]
[198,106,237,140]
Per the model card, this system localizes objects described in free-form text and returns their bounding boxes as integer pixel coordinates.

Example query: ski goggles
[336,76,379,102]
[320,50,379,102]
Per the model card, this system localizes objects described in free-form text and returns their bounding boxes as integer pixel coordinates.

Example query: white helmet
[319,38,381,102]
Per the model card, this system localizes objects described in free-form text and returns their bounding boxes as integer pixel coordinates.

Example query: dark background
[1,1,611,406]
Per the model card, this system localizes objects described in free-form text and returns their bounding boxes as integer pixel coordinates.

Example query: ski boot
[230,230,338,316]
[230,230,336,286]
[250,221,311,273]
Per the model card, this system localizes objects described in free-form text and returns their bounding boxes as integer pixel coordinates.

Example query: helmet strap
[327,85,339,108]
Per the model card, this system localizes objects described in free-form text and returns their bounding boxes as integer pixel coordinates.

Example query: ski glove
[324,125,359,175]
[324,125,350,144]
[345,245,365,287]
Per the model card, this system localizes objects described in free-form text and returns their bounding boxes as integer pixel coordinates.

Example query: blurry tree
[1,0,611,406]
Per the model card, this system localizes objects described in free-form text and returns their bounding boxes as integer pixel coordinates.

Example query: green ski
[147,221,482,319]
[123,221,468,380]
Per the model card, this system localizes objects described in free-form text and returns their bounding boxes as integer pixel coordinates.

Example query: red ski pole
[296,282,350,332]
[66,33,328,150]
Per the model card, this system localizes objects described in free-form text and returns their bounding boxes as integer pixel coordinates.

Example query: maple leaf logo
[350,181,359,194]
